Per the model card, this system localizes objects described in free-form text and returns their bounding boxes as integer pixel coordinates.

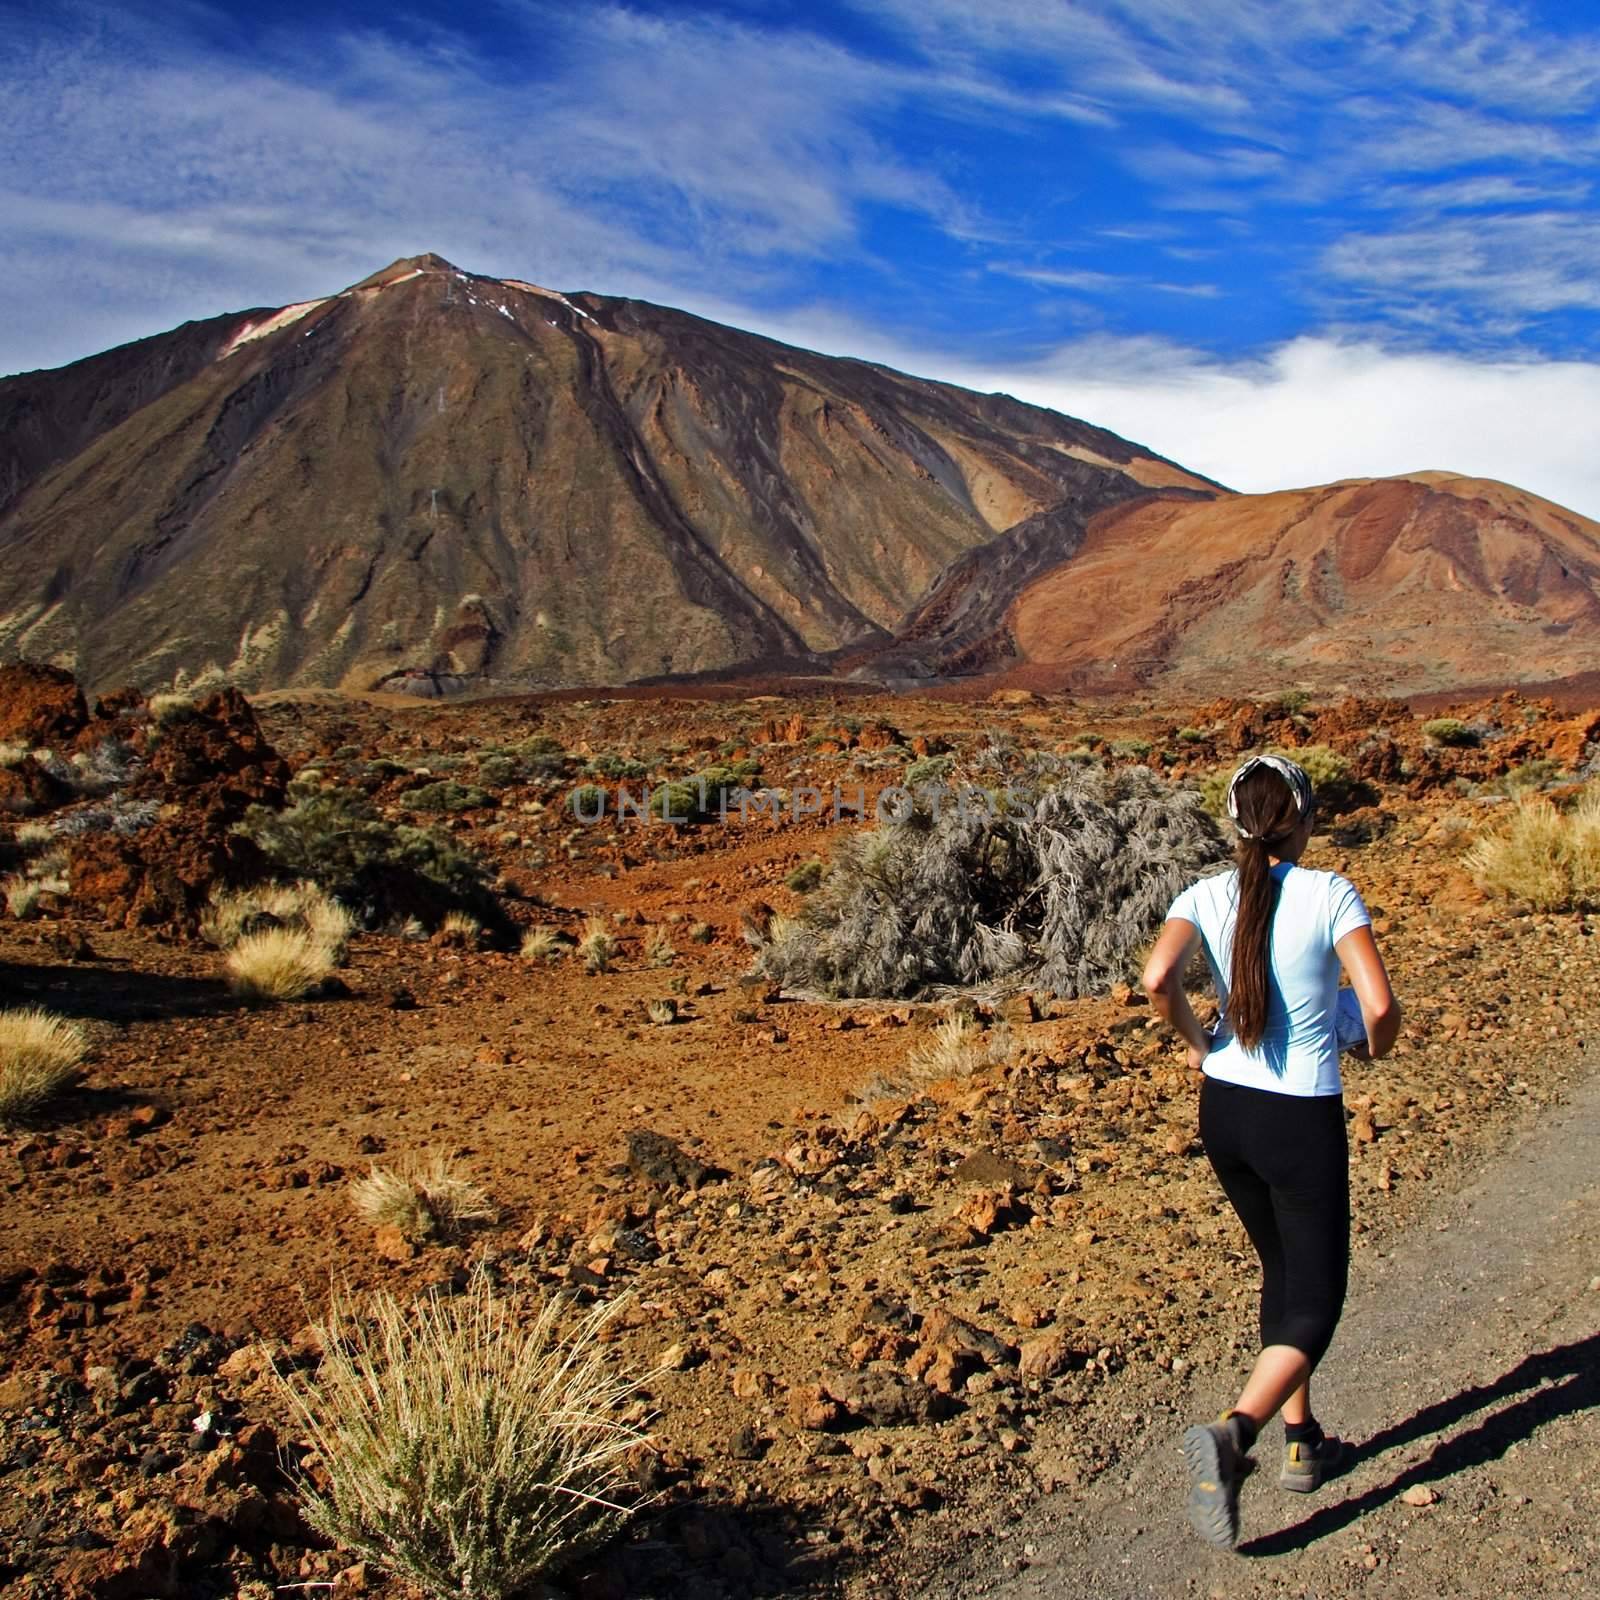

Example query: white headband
[1226,755,1314,838]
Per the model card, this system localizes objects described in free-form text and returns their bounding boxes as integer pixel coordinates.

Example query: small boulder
[625,1129,715,1191]
[820,1368,951,1427]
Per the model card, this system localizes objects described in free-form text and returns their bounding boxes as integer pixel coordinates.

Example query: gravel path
[917,1052,1600,1599]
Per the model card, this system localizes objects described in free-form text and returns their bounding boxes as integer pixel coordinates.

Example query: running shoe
[1279,1432,1348,1493]
[1181,1418,1255,1550]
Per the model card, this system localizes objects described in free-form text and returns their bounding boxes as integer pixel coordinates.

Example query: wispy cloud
[991,263,1220,298]
[1326,212,1600,316]
[1368,175,1594,210]
[0,2,978,370]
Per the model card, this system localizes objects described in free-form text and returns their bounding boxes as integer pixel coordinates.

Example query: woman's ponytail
[1229,834,1277,1050]
[1223,757,1314,1052]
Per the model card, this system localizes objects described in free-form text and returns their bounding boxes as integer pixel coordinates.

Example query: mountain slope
[997,473,1600,697]
[0,254,1212,694]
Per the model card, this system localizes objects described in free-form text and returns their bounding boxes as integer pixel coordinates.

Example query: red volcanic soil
[4,674,1600,1599]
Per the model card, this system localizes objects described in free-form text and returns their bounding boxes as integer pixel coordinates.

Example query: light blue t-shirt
[1167,864,1372,1097]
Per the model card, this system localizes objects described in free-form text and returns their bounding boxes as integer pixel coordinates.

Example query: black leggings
[1199,1076,1350,1371]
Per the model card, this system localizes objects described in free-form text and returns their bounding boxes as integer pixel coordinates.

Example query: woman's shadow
[1244,1331,1600,1555]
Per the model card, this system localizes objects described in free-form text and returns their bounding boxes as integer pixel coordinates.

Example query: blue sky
[4,0,1600,514]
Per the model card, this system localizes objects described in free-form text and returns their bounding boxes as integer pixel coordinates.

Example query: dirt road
[915,1051,1600,1599]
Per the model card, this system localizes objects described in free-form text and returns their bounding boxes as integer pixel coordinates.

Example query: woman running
[1142,754,1401,1550]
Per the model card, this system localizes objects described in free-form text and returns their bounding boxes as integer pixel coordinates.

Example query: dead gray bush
[757,754,1227,999]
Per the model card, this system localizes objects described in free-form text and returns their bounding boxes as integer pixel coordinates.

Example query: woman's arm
[1142,918,1211,1066]
[1335,925,1402,1058]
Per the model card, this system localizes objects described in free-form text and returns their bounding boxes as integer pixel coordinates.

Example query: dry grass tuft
[438,909,483,948]
[226,927,338,1001]
[1463,787,1600,912]
[519,926,567,962]
[578,916,616,974]
[202,880,355,954]
[270,1272,647,1600]
[0,1008,88,1126]
[905,1015,1011,1086]
[5,877,42,920]
[644,927,677,968]
[148,692,196,726]
[350,1156,498,1243]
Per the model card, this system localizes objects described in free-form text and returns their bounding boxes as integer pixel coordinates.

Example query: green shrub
[650,763,759,824]
[514,735,569,779]
[905,754,955,790]
[1198,745,1356,820]
[1110,738,1153,759]
[568,784,607,819]
[235,790,498,932]
[408,781,491,813]
[477,754,522,789]
[1494,759,1562,796]
[1270,744,1348,791]
[1423,717,1479,748]
[1197,768,1232,819]
[585,753,648,781]
[785,859,825,894]
[1177,727,1207,744]
[1275,690,1312,714]
[649,780,699,823]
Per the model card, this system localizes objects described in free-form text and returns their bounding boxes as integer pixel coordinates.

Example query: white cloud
[1370,175,1594,210]
[1325,212,1600,314]
[989,262,1220,299]
[958,336,1600,521]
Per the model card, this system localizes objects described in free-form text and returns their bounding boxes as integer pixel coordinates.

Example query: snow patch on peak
[220,300,327,358]
[502,279,594,321]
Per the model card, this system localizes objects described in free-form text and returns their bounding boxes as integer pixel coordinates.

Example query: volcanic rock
[0,661,89,745]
